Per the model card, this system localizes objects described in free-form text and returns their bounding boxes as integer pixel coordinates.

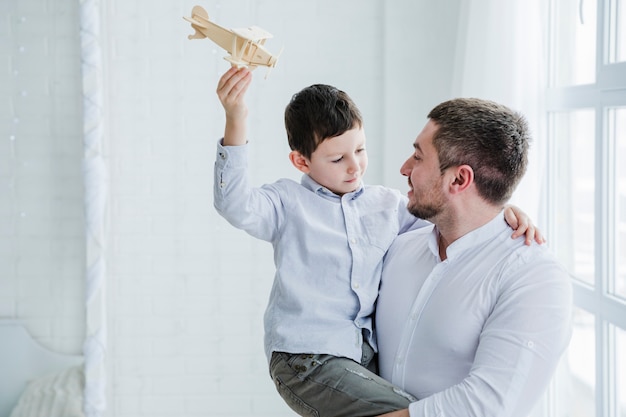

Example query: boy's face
[304,127,368,196]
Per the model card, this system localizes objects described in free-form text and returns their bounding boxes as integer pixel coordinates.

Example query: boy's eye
[332,157,343,163]
[356,148,365,153]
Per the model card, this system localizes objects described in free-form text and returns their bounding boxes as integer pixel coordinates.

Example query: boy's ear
[289,151,311,173]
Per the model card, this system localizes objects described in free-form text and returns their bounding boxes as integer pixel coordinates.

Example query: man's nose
[400,157,412,176]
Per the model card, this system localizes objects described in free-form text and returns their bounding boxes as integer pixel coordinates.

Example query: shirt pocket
[360,209,399,251]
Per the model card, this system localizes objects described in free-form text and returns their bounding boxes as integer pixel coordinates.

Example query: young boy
[213,67,540,417]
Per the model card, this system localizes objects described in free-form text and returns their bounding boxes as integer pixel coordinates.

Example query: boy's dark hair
[428,98,530,205]
[284,84,363,159]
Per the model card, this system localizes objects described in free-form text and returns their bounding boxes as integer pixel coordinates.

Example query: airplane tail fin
[183,6,210,40]
[191,5,209,21]
[185,24,207,40]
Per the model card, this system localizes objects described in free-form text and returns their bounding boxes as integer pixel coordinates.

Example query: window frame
[545,0,626,416]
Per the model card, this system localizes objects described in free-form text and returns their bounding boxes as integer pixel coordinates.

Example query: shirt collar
[300,174,365,200]
[428,210,509,261]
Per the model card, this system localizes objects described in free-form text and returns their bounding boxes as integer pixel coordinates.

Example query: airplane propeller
[264,45,284,79]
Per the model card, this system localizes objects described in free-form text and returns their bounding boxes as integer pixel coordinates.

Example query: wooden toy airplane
[183,5,281,77]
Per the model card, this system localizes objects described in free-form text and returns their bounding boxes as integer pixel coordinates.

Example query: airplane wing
[231,26,273,42]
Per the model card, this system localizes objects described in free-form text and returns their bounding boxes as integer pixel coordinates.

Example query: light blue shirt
[376,213,572,417]
[214,140,429,363]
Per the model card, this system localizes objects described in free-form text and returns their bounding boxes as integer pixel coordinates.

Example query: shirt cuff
[216,138,248,169]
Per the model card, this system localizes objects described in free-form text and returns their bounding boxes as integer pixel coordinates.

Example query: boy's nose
[347,158,359,173]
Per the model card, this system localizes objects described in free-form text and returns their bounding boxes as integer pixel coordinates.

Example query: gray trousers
[269,342,416,417]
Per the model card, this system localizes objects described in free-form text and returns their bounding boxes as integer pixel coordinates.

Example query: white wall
[0,0,85,354]
[381,1,461,191]
[1,1,461,416]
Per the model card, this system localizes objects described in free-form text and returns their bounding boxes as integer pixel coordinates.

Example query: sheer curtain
[450,0,549,223]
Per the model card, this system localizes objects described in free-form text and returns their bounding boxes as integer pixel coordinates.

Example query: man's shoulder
[499,240,571,287]
[508,239,564,266]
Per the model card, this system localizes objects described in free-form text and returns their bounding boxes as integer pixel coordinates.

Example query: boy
[213,67,540,417]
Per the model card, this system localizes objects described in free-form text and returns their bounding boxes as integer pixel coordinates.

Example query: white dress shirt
[213,140,429,363]
[376,212,572,417]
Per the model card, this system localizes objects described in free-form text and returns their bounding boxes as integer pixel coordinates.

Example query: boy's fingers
[216,67,238,90]
[217,67,248,94]
[535,230,546,244]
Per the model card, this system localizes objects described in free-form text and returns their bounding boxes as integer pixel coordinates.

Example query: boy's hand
[504,204,546,246]
[217,66,252,118]
[217,66,252,146]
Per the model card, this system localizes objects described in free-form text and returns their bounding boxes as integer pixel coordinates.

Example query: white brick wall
[1,1,461,416]
[0,0,85,354]
[104,1,389,415]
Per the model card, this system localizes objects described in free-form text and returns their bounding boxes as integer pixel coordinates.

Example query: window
[546,0,626,416]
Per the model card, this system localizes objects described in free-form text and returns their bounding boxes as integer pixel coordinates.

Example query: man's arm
[382,259,571,417]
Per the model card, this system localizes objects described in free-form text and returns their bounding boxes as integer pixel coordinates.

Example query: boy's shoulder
[362,184,406,200]
[261,177,303,194]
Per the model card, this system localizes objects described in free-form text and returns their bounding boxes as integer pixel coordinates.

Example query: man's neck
[435,201,502,261]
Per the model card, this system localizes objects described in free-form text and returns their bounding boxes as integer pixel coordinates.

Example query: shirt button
[353,282,360,289]
[220,182,226,188]
[219,152,226,159]
[350,238,357,244]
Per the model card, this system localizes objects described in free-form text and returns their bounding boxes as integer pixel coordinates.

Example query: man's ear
[449,165,474,194]
[289,151,311,173]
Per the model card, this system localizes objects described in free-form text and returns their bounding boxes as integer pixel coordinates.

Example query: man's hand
[375,409,410,417]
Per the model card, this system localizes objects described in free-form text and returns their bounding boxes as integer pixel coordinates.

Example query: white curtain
[79,0,107,415]
[450,0,549,223]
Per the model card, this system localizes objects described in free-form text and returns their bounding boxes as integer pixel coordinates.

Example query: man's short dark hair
[428,98,530,205]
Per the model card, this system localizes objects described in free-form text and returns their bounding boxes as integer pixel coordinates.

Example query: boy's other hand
[504,204,546,246]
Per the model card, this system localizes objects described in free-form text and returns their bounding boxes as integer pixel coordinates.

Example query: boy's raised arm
[216,67,252,146]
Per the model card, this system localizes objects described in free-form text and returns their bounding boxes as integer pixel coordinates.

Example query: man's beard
[407,179,446,221]
[407,199,443,221]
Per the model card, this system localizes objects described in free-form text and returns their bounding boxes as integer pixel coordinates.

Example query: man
[375,98,572,417]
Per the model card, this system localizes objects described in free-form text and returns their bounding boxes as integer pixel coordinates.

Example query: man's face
[400,120,447,221]
[306,127,368,196]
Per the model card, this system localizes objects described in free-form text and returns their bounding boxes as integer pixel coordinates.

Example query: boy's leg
[269,345,416,417]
